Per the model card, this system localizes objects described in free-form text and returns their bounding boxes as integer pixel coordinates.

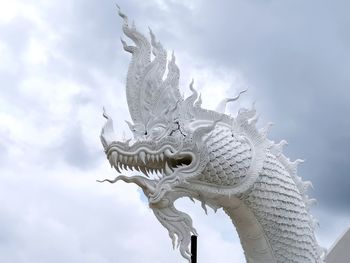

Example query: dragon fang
[99,7,325,263]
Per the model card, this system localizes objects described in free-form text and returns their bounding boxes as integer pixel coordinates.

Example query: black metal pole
[191,235,197,263]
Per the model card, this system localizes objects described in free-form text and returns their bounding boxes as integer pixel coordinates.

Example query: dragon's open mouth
[105,144,193,179]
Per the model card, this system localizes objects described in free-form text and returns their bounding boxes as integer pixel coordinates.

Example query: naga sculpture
[99,7,327,263]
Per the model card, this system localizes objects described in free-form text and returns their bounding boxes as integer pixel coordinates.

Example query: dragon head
[100,92,218,203]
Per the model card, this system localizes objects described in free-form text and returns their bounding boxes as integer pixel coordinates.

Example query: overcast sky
[0,0,349,262]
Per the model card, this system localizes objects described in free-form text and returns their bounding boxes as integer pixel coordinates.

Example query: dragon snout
[104,141,194,180]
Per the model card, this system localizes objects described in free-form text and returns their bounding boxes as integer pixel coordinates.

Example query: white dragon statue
[98,7,332,263]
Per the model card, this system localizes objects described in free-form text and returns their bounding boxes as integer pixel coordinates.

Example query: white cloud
[0,0,22,23]
[23,36,49,66]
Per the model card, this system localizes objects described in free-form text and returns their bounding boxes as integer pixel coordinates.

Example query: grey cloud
[59,125,102,170]
[0,17,33,56]
[0,18,33,103]
[0,143,8,165]
[151,0,350,211]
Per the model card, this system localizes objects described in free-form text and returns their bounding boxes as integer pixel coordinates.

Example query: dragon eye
[149,125,166,139]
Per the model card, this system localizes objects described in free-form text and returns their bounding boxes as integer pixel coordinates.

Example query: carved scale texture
[198,126,252,186]
[194,126,321,262]
[238,152,321,263]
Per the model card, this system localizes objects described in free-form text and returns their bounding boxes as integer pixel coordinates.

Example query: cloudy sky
[0,0,349,262]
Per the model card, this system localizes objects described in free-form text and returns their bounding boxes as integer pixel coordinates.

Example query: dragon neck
[219,196,277,263]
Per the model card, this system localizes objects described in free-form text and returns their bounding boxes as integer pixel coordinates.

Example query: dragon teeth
[164,161,172,175]
[164,149,171,157]
[110,149,171,178]
[156,169,163,179]
[139,151,146,164]
[115,164,121,173]
[112,152,118,163]
[109,155,114,167]
[140,166,148,177]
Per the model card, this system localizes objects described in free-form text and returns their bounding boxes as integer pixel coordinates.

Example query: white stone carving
[99,7,328,262]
